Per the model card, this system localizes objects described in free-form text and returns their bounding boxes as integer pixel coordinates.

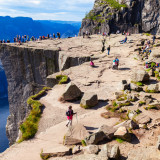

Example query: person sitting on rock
[115,57,119,67]
[112,60,118,70]
[66,106,76,127]
[120,36,127,44]
[90,60,95,67]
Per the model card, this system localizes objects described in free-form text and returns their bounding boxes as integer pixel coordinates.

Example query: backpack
[66,111,70,116]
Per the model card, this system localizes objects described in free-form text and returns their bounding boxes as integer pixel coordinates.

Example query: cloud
[0,0,95,21]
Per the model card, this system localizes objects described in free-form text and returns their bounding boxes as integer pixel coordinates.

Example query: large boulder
[131,70,149,82]
[83,145,99,154]
[99,144,120,160]
[62,82,82,101]
[135,114,151,124]
[146,84,159,93]
[114,126,131,142]
[98,125,116,140]
[80,92,98,109]
[64,124,89,145]
[85,131,106,145]
[130,83,143,92]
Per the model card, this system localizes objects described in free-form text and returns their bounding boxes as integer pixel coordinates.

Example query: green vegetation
[139,101,146,105]
[119,102,131,107]
[81,140,87,146]
[107,105,119,112]
[40,149,51,160]
[144,33,151,36]
[80,103,93,109]
[145,88,158,93]
[134,57,138,60]
[146,68,151,72]
[19,87,50,142]
[144,105,158,110]
[131,81,144,86]
[136,109,141,114]
[103,0,127,10]
[116,138,124,143]
[56,75,68,84]
[151,62,156,68]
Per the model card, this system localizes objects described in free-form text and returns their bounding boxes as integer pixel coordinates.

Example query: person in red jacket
[66,106,76,127]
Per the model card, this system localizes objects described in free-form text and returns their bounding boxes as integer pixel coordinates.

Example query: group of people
[0,32,62,44]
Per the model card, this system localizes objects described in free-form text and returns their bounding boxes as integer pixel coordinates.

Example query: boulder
[83,145,99,154]
[72,146,81,154]
[142,95,153,104]
[64,124,89,145]
[157,135,160,150]
[80,92,98,109]
[114,126,131,142]
[72,154,109,160]
[62,82,82,101]
[131,70,149,82]
[98,125,116,140]
[135,114,151,124]
[85,131,106,145]
[146,84,159,93]
[99,144,120,160]
[130,83,143,92]
[118,80,129,91]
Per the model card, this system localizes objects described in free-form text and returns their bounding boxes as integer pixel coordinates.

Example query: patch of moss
[144,105,158,110]
[112,100,118,107]
[81,140,87,146]
[19,88,49,142]
[56,75,68,84]
[131,81,144,86]
[119,102,131,107]
[80,103,93,109]
[139,101,146,105]
[144,33,151,36]
[116,138,124,143]
[103,0,127,10]
[151,62,156,68]
[145,68,151,72]
[145,89,158,93]
[136,109,141,114]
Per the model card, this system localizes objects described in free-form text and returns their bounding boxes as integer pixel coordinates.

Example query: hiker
[53,33,56,39]
[66,106,76,127]
[57,32,61,39]
[83,32,85,38]
[115,57,119,67]
[90,60,95,67]
[112,60,117,69]
[107,45,110,55]
[153,35,156,44]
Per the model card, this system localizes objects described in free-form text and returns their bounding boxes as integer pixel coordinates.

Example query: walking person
[66,106,76,127]
[107,45,110,55]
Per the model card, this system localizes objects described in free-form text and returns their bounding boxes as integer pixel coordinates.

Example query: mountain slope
[79,0,160,35]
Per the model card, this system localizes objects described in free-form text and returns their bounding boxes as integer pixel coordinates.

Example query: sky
[0,0,95,21]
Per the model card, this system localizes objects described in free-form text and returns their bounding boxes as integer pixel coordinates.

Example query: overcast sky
[0,0,95,21]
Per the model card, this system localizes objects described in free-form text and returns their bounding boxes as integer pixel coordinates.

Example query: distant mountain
[0,16,81,41]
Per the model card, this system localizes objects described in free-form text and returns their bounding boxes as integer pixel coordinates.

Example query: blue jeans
[108,50,110,55]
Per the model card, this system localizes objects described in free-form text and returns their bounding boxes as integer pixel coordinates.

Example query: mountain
[79,0,160,35]
[0,16,81,41]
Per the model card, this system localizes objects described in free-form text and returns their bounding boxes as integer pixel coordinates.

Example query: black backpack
[66,111,70,116]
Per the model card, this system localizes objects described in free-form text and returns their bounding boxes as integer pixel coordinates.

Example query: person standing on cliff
[107,45,110,55]
[66,106,76,127]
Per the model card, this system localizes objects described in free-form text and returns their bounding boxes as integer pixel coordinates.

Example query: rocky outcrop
[79,0,160,35]
[0,44,90,145]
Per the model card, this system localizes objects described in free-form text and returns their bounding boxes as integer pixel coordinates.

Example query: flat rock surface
[1,34,160,160]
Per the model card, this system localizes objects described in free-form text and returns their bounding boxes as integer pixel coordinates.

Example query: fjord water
[0,62,9,153]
